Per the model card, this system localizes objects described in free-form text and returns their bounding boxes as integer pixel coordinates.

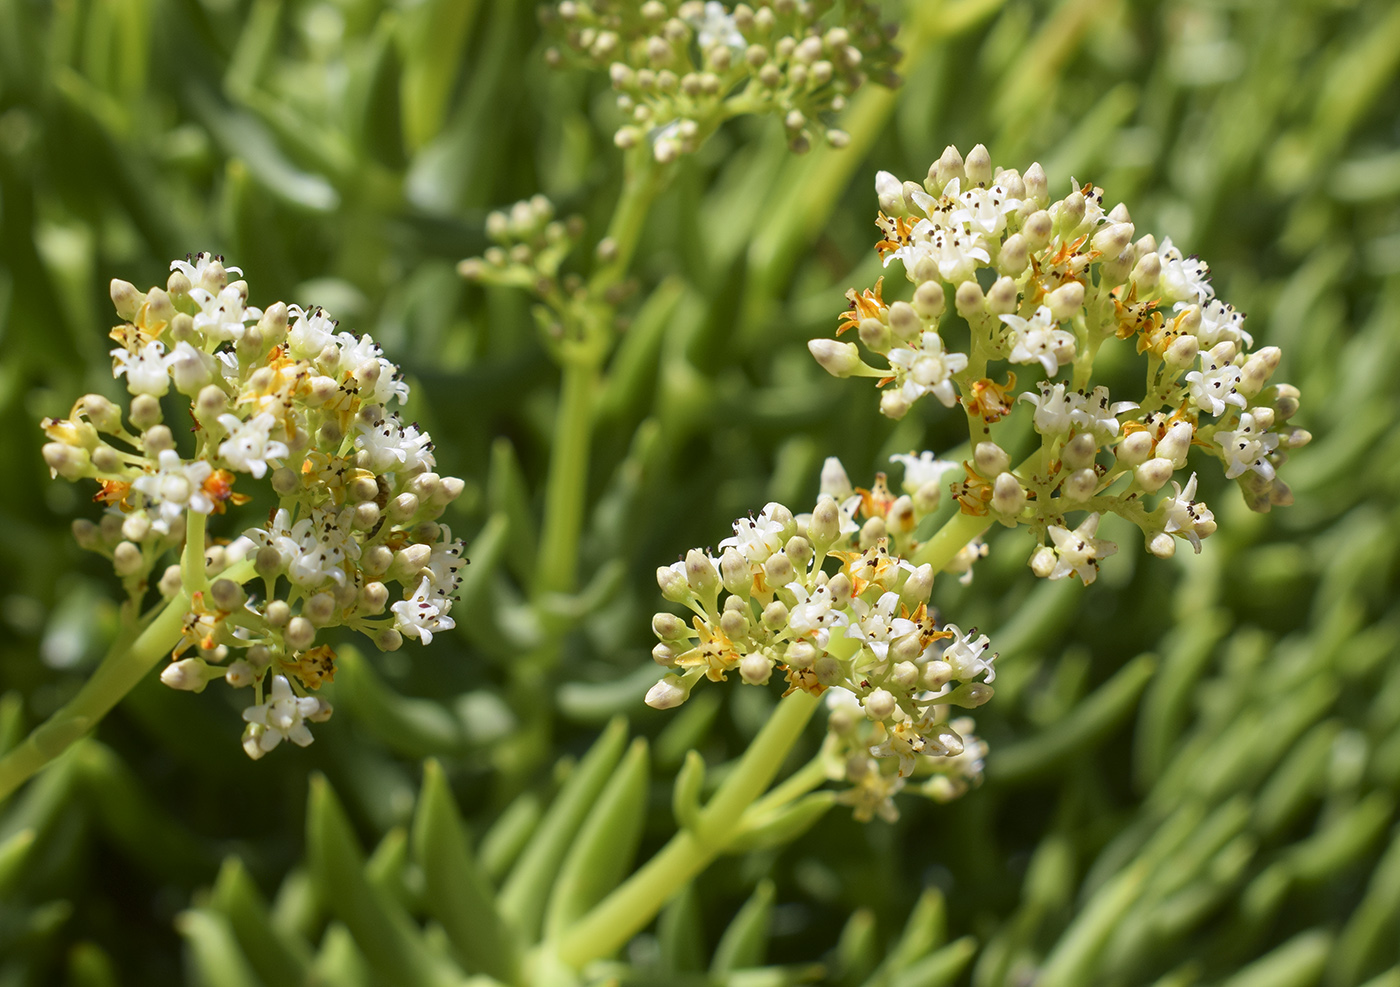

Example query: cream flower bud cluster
[458,195,585,294]
[810,146,1311,580]
[646,460,997,817]
[544,0,898,158]
[41,253,467,758]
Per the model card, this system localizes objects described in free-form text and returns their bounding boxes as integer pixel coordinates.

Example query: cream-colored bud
[922,660,953,690]
[1046,281,1085,321]
[1116,431,1154,466]
[1058,190,1086,231]
[858,515,886,550]
[740,653,771,685]
[913,480,942,515]
[974,442,1010,476]
[264,599,291,627]
[1023,162,1048,206]
[859,317,892,352]
[880,389,911,420]
[719,548,751,597]
[1091,222,1135,257]
[935,144,965,188]
[888,495,916,535]
[359,582,389,615]
[113,541,143,577]
[1238,347,1281,398]
[786,641,817,670]
[161,658,212,693]
[157,564,183,598]
[762,600,789,631]
[645,674,690,709]
[375,628,403,652]
[1164,334,1199,369]
[1022,210,1052,249]
[1135,458,1175,492]
[809,497,843,546]
[652,642,679,667]
[210,578,245,611]
[1148,532,1176,559]
[110,279,141,320]
[892,661,920,690]
[254,546,283,579]
[808,338,862,378]
[1131,252,1161,291]
[763,552,795,586]
[827,572,852,601]
[964,144,992,186]
[720,609,747,642]
[998,233,1029,276]
[992,472,1026,515]
[1062,468,1098,502]
[1156,422,1193,468]
[900,564,934,608]
[986,276,1019,315]
[685,549,719,597]
[864,688,896,720]
[888,301,920,340]
[1029,545,1057,578]
[954,280,984,317]
[304,592,337,627]
[1063,433,1098,470]
[129,394,162,430]
[90,445,120,474]
[913,281,946,319]
[224,660,255,689]
[144,287,175,326]
[285,616,316,650]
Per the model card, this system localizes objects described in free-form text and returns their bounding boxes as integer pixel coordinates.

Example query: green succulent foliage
[0,0,1397,983]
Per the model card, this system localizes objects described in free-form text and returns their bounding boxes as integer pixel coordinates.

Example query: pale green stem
[913,510,996,571]
[551,688,820,970]
[183,510,209,596]
[533,357,600,598]
[0,555,256,803]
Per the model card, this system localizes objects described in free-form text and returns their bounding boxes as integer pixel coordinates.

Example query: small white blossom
[890,451,959,494]
[1020,381,1078,436]
[887,332,968,408]
[217,412,289,479]
[188,284,259,342]
[1044,513,1117,584]
[1185,358,1246,417]
[689,1,745,49]
[946,179,1022,238]
[286,305,338,361]
[1190,299,1252,349]
[1001,306,1076,377]
[938,624,996,683]
[1157,237,1214,305]
[1071,385,1138,440]
[719,503,791,564]
[1159,473,1216,553]
[242,675,319,752]
[1215,412,1278,480]
[112,341,172,396]
[392,575,457,645]
[131,449,215,525]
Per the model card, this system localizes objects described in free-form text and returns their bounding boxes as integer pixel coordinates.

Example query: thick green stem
[590,151,663,295]
[183,510,209,596]
[914,510,996,571]
[0,555,257,803]
[551,688,820,969]
[533,358,600,597]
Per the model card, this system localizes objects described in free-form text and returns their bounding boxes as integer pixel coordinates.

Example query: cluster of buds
[543,0,898,158]
[808,145,1310,578]
[646,459,995,818]
[41,254,466,758]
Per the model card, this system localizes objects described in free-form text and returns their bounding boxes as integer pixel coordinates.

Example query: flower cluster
[809,145,1311,578]
[41,254,466,758]
[647,458,993,819]
[543,0,899,157]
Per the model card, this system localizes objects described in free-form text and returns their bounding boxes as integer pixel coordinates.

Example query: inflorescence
[809,145,1310,579]
[41,254,466,758]
[543,0,899,158]
[647,457,992,822]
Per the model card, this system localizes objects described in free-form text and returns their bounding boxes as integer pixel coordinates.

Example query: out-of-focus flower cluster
[543,0,899,158]
[40,254,466,758]
[808,145,1311,580]
[646,458,993,821]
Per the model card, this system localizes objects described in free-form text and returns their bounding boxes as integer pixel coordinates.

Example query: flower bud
[1156,421,1193,468]
[1091,222,1135,257]
[653,612,690,641]
[1029,545,1056,578]
[358,582,389,615]
[762,600,789,631]
[860,689,896,722]
[285,616,316,650]
[78,394,123,433]
[646,673,690,709]
[785,640,817,669]
[375,628,403,652]
[827,572,852,601]
[858,515,886,550]
[1057,190,1086,231]
[809,497,843,546]
[684,549,719,598]
[1131,252,1160,291]
[964,144,992,186]
[1062,432,1098,470]
[1148,532,1176,559]
[808,339,862,378]
[129,394,162,430]
[1062,468,1097,502]
[1115,431,1154,466]
[161,658,213,693]
[859,317,892,351]
[954,280,984,317]
[998,233,1029,276]
[880,389,911,420]
[922,660,953,690]
[913,281,946,319]
[1023,162,1048,207]
[1022,210,1053,250]
[1164,333,1199,368]
[719,547,752,598]
[1238,347,1281,398]
[1046,281,1085,321]
[210,578,246,611]
[740,653,771,685]
[974,441,1010,477]
[933,144,965,189]
[900,564,934,608]
[113,541,143,576]
[887,301,920,340]
[1135,457,1175,492]
[986,276,1019,315]
[304,591,337,626]
[265,599,291,627]
[992,472,1026,516]
[657,564,690,602]
[763,552,794,586]
[110,279,141,320]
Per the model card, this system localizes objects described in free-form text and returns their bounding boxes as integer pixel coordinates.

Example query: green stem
[533,356,600,598]
[0,556,257,803]
[913,510,996,571]
[589,150,663,295]
[550,688,820,970]
[183,510,209,597]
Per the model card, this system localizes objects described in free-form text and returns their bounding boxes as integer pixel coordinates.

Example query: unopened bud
[974,442,1010,476]
[1062,468,1098,502]
[645,673,690,709]
[992,473,1026,516]
[285,616,316,650]
[1116,430,1154,466]
[161,658,214,693]
[1046,281,1085,321]
[808,338,862,378]
[740,653,771,685]
[954,280,984,317]
[1135,458,1175,492]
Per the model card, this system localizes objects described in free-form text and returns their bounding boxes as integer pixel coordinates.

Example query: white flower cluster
[41,254,467,758]
[647,458,996,818]
[809,146,1310,578]
[544,0,898,158]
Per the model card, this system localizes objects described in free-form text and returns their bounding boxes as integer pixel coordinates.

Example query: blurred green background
[1,0,1399,984]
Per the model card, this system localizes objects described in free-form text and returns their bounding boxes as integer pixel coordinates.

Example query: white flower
[247,508,357,588]
[1215,412,1278,480]
[168,340,217,393]
[171,253,242,290]
[719,503,791,564]
[286,305,338,361]
[1020,381,1079,436]
[217,412,289,479]
[188,284,258,342]
[887,332,968,408]
[131,449,215,525]
[890,451,959,494]
[1159,473,1216,553]
[938,624,996,683]
[1190,299,1252,349]
[355,415,436,474]
[112,341,172,396]
[425,528,467,595]
[1070,385,1138,440]
[786,581,846,648]
[689,1,745,49]
[1044,513,1117,584]
[946,180,1022,238]
[1001,306,1076,377]
[846,592,917,663]
[1157,237,1214,305]
[242,675,319,752]
[1185,357,1246,417]
[891,228,990,283]
[391,575,456,645]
